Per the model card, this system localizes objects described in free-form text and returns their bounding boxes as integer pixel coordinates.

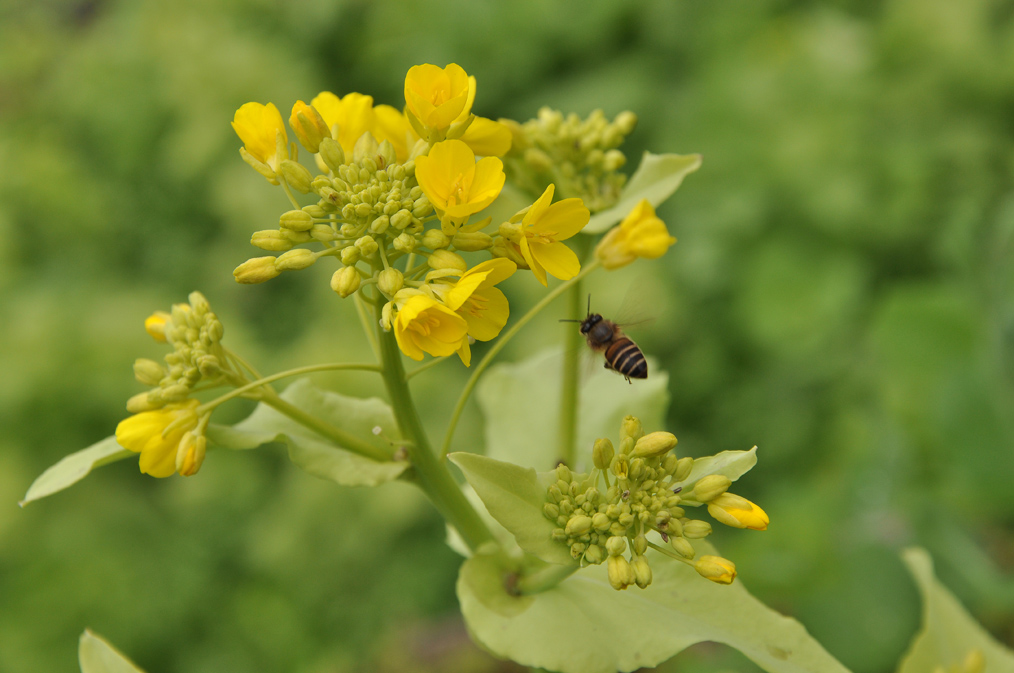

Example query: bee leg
[624,376,632,384]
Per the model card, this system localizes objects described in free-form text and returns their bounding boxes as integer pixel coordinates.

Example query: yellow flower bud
[251,230,294,251]
[280,209,314,231]
[674,456,694,482]
[377,268,404,296]
[584,544,605,565]
[175,431,207,477]
[428,249,467,272]
[133,358,165,386]
[620,415,643,443]
[392,232,417,253]
[275,249,316,271]
[234,256,281,284]
[694,555,737,584]
[669,535,696,559]
[632,431,678,459]
[611,454,629,479]
[318,136,345,174]
[632,554,652,589]
[289,100,329,153]
[278,160,313,193]
[310,224,336,242]
[144,311,171,342]
[607,555,636,590]
[451,231,493,252]
[683,519,713,539]
[564,514,592,536]
[330,266,360,298]
[596,199,676,270]
[370,214,390,234]
[692,475,732,503]
[404,63,473,131]
[592,438,614,470]
[340,246,361,265]
[605,535,627,557]
[355,235,379,257]
[126,392,159,414]
[422,229,451,249]
[707,493,769,530]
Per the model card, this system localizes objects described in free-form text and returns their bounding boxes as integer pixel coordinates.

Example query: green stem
[647,540,695,565]
[259,388,392,462]
[440,260,601,459]
[557,236,593,466]
[198,362,382,413]
[353,292,381,362]
[517,563,579,595]
[374,303,495,552]
[406,355,449,380]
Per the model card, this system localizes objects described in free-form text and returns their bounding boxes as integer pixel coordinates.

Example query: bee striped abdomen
[604,338,648,379]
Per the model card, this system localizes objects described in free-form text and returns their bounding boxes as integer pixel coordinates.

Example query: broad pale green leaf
[458,541,850,673]
[449,452,576,566]
[679,446,759,505]
[79,630,146,673]
[897,548,1014,673]
[223,378,408,487]
[583,152,703,234]
[445,484,522,559]
[477,346,669,471]
[21,436,133,506]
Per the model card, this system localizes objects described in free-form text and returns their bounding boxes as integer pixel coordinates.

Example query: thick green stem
[558,235,593,466]
[259,389,392,462]
[374,303,495,553]
[517,563,579,595]
[440,260,601,459]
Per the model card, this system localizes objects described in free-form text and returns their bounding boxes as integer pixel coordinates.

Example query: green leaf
[449,451,576,566]
[458,541,851,673]
[221,378,408,487]
[898,548,1014,673]
[679,446,759,505]
[79,630,146,673]
[583,152,702,234]
[20,437,133,506]
[477,346,669,471]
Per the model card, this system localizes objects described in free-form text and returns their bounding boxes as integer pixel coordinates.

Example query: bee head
[580,313,602,334]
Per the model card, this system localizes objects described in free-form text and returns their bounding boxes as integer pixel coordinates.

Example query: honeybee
[562,298,647,383]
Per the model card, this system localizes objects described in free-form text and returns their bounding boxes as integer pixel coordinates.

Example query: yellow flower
[231,102,287,169]
[434,258,516,347]
[404,63,474,131]
[311,91,377,156]
[115,400,201,478]
[144,311,171,342]
[289,100,329,153]
[707,493,769,530]
[176,431,207,477]
[374,104,414,162]
[457,116,512,157]
[393,293,469,363]
[595,199,676,270]
[694,555,737,584]
[415,140,505,222]
[517,184,590,286]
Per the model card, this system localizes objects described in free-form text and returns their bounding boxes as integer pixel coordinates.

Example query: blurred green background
[2,0,1014,671]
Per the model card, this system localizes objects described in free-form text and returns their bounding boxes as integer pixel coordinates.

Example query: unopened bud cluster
[504,107,636,213]
[128,292,234,413]
[544,415,763,590]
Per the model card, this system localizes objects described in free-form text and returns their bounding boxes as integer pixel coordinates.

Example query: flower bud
[523,147,553,172]
[490,237,528,268]
[289,101,329,153]
[451,231,493,252]
[251,230,294,251]
[629,458,645,481]
[126,391,160,413]
[234,256,281,284]
[632,534,647,556]
[674,456,694,482]
[605,535,627,557]
[592,437,614,470]
[318,137,345,173]
[683,520,712,539]
[340,246,361,266]
[377,268,404,296]
[278,160,312,193]
[631,554,652,589]
[543,502,560,520]
[144,312,171,342]
[666,516,684,537]
[632,431,678,459]
[620,415,643,443]
[133,358,165,386]
[380,301,394,331]
[392,232,416,253]
[694,556,736,584]
[275,248,316,271]
[427,249,467,272]
[355,235,379,257]
[692,475,732,503]
[607,555,636,590]
[565,515,592,536]
[330,266,360,298]
[422,229,450,249]
[391,209,414,230]
[378,139,397,168]
[614,110,638,135]
[282,228,312,244]
[498,220,523,244]
[584,544,605,565]
[176,431,207,477]
[707,493,769,530]
[310,224,336,242]
[611,454,629,479]
[280,209,314,231]
[669,535,696,559]
[619,437,635,456]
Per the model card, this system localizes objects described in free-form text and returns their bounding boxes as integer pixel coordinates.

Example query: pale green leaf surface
[225,378,407,487]
[584,152,702,234]
[679,446,759,505]
[445,483,521,558]
[21,436,132,506]
[477,346,669,471]
[79,630,146,673]
[458,542,850,673]
[897,548,1014,673]
[450,452,576,566]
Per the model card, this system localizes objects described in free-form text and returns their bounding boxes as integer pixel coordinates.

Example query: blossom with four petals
[415,140,505,224]
[517,184,590,286]
[595,199,676,270]
[115,400,202,478]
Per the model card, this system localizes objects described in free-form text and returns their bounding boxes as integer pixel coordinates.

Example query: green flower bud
[603,149,626,172]
[428,249,467,272]
[392,232,416,253]
[611,454,629,479]
[275,248,316,271]
[551,527,567,542]
[340,246,361,266]
[633,431,678,459]
[377,268,404,296]
[159,383,189,403]
[234,256,281,284]
[279,209,313,232]
[620,415,643,443]
[683,520,712,539]
[565,515,592,536]
[133,358,165,386]
[498,220,523,244]
[617,512,635,528]
[667,517,684,537]
[614,110,638,135]
[607,555,635,590]
[675,456,693,482]
[302,204,328,218]
[655,510,671,529]
[692,475,732,503]
[543,503,560,520]
[547,484,563,503]
[570,542,587,560]
[629,458,645,481]
[281,229,312,244]
[377,139,397,168]
[524,147,553,172]
[632,554,652,589]
[451,231,493,252]
[669,535,696,559]
[278,160,312,193]
[592,438,615,470]
[559,499,574,516]
[555,463,572,483]
[352,132,379,164]
[695,555,736,584]
[355,235,379,257]
[197,354,220,377]
[310,224,336,242]
[126,391,160,413]
[605,535,627,557]
[330,266,360,298]
[370,215,390,234]
[591,512,610,532]
[391,209,413,230]
[490,236,529,268]
[251,230,294,252]
[412,195,432,218]
[584,544,605,565]
[317,137,345,173]
[632,534,647,556]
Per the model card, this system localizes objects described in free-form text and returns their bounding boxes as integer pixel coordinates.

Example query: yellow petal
[519,236,547,286]
[456,336,472,367]
[404,63,472,130]
[528,197,589,240]
[374,104,415,162]
[530,240,580,281]
[231,102,286,165]
[522,184,555,226]
[459,287,509,341]
[459,116,512,157]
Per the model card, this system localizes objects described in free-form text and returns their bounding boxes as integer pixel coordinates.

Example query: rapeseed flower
[517,184,589,286]
[115,400,201,478]
[232,102,287,172]
[393,293,469,363]
[595,199,676,270]
[404,63,473,132]
[707,493,769,530]
[415,140,504,224]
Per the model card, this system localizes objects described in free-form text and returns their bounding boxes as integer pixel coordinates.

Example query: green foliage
[20,437,131,506]
[458,541,850,673]
[79,631,146,673]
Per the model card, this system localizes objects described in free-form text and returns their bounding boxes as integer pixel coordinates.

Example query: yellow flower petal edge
[707,493,769,530]
[415,140,504,221]
[404,63,473,131]
[393,294,468,362]
[115,400,200,478]
[595,199,676,270]
[517,184,590,286]
[231,102,287,168]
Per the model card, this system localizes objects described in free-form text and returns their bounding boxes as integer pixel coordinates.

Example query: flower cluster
[116,292,236,477]
[544,415,768,590]
[230,63,592,363]
[503,108,638,213]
